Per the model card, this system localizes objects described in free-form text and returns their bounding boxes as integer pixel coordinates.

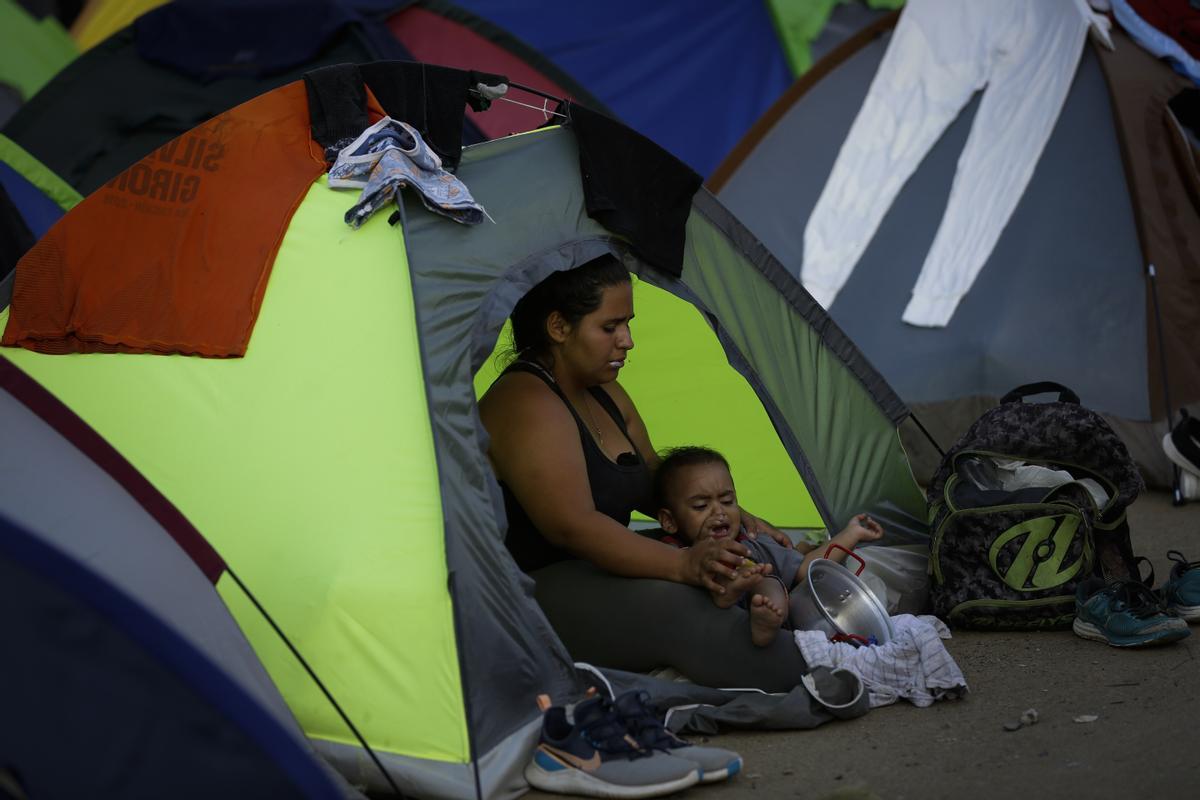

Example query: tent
[0,0,607,197]
[68,0,171,51]
[1,0,906,193]
[1,0,417,196]
[710,12,1200,488]
[1,134,80,303]
[0,0,77,127]
[0,61,927,796]
[374,0,610,140]
[446,0,903,176]
[0,508,354,798]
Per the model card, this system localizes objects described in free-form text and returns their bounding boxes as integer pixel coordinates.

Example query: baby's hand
[710,561,773,609]
[835,514,884,548]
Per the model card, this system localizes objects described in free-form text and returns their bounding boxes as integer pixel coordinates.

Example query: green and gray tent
[0,62,926,797]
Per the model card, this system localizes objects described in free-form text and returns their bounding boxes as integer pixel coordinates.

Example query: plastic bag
[854,545,930,615]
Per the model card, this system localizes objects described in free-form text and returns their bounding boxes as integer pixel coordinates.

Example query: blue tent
[0,509,355,799]
[451,0,795,176]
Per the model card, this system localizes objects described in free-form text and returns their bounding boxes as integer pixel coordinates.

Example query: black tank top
[499,361,654,572]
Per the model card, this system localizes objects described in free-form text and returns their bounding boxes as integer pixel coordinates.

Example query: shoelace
[609,692,680,752]
[577,704,650,758]
[1106,579,1170,619]
[1167,550,1200,577]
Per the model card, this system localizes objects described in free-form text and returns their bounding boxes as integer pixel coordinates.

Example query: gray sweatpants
[532,560,809,691]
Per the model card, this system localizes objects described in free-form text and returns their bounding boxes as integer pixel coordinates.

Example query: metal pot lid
[806,558,895,645]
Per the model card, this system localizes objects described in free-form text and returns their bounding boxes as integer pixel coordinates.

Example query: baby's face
[666,462,741,544]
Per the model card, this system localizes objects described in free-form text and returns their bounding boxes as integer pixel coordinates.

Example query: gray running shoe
[611,689,743,783]
[524,695,700,798]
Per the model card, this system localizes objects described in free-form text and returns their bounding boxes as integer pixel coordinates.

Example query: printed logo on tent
[988,514,1086,592]
[101,119,231,216]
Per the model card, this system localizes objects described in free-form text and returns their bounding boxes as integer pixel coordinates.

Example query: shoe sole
[697,757,743,783]
[525,763,700,799]
[1162,433,1200,479]
[1169,603,1200,623]
[1072,618,1190,647]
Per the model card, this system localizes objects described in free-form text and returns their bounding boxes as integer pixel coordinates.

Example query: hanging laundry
[329,116,488,228]
[801,0,1112,327]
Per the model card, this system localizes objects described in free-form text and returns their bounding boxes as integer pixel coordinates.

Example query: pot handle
[823,542,866,576]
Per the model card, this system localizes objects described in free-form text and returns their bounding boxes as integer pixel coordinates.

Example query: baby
[654,446,884,646]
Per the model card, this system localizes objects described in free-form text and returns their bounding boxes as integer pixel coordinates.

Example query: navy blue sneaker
[1162,551,1200,623]
[525,695,700,798]
[610,690,743,783]
[1073,578,1191,647]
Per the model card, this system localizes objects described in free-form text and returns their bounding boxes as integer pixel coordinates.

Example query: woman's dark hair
[508,254,631,363]
[653,446,730,508]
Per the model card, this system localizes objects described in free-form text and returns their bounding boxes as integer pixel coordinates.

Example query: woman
[479,254,810,690]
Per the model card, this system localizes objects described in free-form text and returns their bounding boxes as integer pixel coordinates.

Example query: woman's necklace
[516,359,605,447]
[580,393,605,448]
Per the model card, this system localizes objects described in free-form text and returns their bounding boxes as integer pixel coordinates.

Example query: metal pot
[792,544,895,646]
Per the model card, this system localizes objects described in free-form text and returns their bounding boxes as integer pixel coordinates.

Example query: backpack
[927,383,1145,630]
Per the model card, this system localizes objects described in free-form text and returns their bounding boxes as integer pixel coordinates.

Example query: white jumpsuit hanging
[801,0,1111,327]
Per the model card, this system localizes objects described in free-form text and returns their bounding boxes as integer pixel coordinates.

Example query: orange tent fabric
[3,83,382,357]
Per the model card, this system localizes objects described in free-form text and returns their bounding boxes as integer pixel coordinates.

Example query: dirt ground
[526,491,1200,800]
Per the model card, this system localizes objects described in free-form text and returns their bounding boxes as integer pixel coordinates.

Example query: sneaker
[610,690,743,783]
[1073,577,1191,647]
[525,695,700,798]
[1162,551,1200,623]
[1163,410,1200,478]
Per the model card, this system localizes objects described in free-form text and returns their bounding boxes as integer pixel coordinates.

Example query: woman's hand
[682,536,751,594]
[739,507,793,549]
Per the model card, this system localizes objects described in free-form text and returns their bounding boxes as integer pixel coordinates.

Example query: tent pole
[226,569,407,797]
[504,80,564,105]
[908,410,946,460]
[1147,263,1184,506]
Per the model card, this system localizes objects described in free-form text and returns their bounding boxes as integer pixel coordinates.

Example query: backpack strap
[1000,382,1080,406]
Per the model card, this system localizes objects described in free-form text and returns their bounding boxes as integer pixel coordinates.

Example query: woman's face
[558,282,635,384]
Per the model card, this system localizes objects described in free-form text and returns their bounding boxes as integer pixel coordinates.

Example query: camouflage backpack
[927,383,1144,630]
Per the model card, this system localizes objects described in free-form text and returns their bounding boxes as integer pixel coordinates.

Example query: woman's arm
[481,374,746,590]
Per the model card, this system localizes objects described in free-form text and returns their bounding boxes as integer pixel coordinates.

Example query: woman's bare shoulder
[479,370,568,428]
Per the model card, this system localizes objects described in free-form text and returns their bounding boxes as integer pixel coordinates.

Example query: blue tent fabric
[135,0,413,81]
[0,162,63,238]
[0,513,347,800]
[452,0,794,176]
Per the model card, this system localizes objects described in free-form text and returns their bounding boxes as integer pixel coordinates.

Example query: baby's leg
[748,576,788,647]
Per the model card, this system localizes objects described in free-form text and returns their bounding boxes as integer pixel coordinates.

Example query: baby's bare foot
[712,565,764,609]
[749,593,786,647]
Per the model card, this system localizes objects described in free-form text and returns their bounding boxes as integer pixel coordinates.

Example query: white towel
[794,614,967,708]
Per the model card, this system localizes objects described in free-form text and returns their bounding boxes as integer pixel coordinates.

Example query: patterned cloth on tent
[330,117,487,228]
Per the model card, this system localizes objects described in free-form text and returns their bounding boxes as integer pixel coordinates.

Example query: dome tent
[0,134,80,305]
[0,510,354,799]
[0,61,926,796]
[1,0,609,198]
[710,13,1200,489]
